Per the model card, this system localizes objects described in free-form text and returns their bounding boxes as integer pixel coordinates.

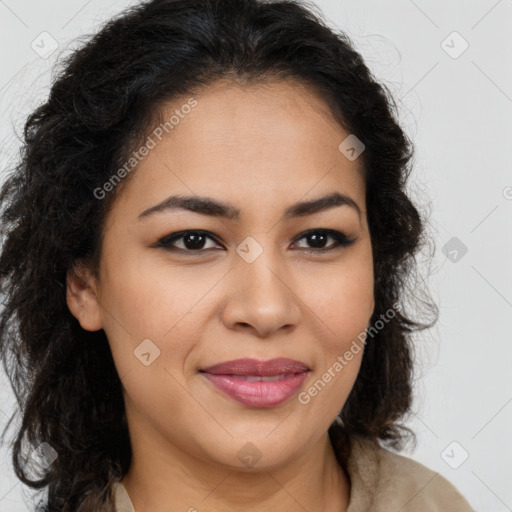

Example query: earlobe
[66,263,103,331]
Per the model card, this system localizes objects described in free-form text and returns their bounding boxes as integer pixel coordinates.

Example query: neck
[121,429,350,512]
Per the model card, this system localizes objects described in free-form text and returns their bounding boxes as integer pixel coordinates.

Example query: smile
[200,358,310,408]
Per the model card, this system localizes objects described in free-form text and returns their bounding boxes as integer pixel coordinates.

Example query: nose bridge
[236,234,290,302]
[221,234,301,335]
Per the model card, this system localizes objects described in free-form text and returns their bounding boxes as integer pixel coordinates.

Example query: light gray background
[0,1,511,510]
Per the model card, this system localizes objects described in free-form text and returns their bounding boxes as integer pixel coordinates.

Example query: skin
[67,78,375,512]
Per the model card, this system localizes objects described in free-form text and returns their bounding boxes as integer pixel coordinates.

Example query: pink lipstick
[200,358,310,408]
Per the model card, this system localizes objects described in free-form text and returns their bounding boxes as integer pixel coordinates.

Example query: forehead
[113,79,366,219]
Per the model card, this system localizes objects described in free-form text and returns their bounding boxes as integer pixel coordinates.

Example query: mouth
[199,358,310,408]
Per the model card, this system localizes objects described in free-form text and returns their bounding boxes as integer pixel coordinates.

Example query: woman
[0,0,475,510]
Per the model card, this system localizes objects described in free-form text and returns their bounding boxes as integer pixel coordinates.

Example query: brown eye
[155,230,223,252]
[153,228,356,255]
[292,229,356,252]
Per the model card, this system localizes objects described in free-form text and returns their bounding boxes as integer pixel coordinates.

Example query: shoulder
[344,435,475,512]
[113,481,135,512]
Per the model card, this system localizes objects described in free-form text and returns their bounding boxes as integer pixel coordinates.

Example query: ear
[66,263,103,331]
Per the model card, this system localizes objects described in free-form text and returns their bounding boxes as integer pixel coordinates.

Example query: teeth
[238,374,290,382]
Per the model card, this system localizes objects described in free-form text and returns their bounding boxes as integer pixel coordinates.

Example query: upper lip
[200,358,310,376]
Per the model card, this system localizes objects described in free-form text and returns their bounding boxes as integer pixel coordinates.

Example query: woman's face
[69,79,374,470]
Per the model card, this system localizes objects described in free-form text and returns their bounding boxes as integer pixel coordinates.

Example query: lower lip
[201,372,309,408]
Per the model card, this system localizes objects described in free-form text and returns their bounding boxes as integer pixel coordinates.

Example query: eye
[154,230,223,252]
[292,229,356,252]
[153,228,356,254]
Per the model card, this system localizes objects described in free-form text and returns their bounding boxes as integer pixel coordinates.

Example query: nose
[220,245,302,338]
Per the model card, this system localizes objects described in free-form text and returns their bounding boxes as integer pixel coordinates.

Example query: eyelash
[153,229,356,255]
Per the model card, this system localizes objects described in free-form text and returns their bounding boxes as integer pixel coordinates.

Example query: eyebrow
[138,191,362,221]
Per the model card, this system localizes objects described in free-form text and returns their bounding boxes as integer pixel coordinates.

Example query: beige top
[113,435,475,511]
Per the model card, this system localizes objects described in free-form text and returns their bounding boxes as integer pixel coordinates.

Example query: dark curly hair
[0,0,438,510]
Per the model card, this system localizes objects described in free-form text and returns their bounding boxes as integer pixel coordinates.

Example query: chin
[196,428,305,472]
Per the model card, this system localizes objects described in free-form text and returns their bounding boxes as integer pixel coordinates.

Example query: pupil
[309,232,326,248]
[185,233,205,250]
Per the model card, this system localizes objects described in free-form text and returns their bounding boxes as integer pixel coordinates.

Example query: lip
[200,358,310,408]
[201,358,310,376]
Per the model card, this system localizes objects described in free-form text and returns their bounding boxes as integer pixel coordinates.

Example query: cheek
[100,249,213,337]
[99,253,226,383]
[303,252,374,349]
[300,251,373,410]
[99,260,204,419]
